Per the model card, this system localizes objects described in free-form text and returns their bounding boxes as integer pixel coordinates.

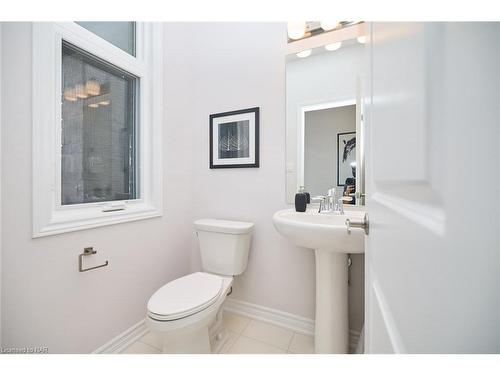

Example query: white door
[364,22,500,353]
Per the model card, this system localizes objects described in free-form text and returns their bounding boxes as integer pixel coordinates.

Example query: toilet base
[155,307,228,354]
[161,325,211,354]
[209,308,230,353]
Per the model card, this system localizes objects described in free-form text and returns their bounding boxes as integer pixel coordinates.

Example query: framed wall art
[209,107,260,169]
[337,131,356,186]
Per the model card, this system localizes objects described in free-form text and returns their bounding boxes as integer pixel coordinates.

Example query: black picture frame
[209,107,260,169]
[337,131,356,186]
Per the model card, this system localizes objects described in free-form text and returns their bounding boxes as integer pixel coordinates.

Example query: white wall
[182,23,318,319]
[180,23,364,328]
[0,23,193,353]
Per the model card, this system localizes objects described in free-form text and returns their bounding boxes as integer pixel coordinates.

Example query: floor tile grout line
[137,336,162,352]
[237,316,308,347]
[123,340,161,354]
[238,317,251,336]
[138,341,161,352]
[223,313,251,336]
[286,332,296,352]
[237,323,295,352]
[238,317,252,335]
[230,335,288,354]
[238,332,291,351]
[222,333,241,354]
[228,322,288,354]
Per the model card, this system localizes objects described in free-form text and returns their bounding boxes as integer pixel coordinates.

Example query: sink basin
[273,209,365,252]
[273,207,366,354]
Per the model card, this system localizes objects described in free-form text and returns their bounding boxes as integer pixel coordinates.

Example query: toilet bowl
[146,218,254,353]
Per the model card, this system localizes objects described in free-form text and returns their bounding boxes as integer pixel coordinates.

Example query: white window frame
[32,22,163,238]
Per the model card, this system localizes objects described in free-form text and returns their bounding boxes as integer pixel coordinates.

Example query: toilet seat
[147,272,223,321]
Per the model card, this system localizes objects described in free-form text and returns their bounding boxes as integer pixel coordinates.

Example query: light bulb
[63,88,77,102]
[325,41,342,51]
[357,35,367,44]
[320,21,339,31]
[75,84,88,98]
[287,21,306,40]
[85,80,101,96]
[98,100,110,106]
[296,49,312,58]
[88,103,99,108]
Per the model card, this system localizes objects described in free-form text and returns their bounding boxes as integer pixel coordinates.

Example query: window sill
[33,204,162,238]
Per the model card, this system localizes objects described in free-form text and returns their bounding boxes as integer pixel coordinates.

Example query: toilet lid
[147,272,223,321]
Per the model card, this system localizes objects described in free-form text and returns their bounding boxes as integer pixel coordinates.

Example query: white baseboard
[223,298,362,353]
[223,298,315,336]
[93,319,148,354]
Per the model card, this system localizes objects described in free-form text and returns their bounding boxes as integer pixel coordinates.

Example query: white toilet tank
[194,218,254,276]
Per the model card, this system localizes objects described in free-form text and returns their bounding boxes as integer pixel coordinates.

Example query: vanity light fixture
[320,21,340,31]
[357,35,367,44]
[296,49,312,58]
[287,21,306,40]
[325,41,342,51]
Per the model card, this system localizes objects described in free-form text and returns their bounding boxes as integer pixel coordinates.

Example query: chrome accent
[312,195,326,213]
[317,188,345,215]
[345,213,369,235]
[78,247,109,272]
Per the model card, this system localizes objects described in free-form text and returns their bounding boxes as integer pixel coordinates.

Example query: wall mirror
[285,22,366,206]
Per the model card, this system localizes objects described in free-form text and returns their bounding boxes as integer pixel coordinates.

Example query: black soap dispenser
[303,187,311,204]
[295,186,308,212]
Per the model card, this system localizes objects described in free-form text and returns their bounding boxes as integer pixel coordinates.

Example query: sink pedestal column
[314,249,349,354]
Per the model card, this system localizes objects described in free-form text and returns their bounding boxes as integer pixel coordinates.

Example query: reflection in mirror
[286,25,366,205]
[303,103,356,200]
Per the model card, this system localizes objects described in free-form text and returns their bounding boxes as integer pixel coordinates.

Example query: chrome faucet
[314,188,345,215]
[311,195,326,213]
[327,188,335,211]
[336,197,344,215]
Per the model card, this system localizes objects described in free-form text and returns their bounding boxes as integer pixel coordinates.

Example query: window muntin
[61,41,138,206]
[76,22,136,56]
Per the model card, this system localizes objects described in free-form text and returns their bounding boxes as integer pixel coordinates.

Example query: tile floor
[122,311,315,354]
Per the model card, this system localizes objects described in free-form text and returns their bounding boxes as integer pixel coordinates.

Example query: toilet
[146,218,254,353]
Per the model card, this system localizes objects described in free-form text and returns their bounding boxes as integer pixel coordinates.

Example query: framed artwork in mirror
[337,131,356,186]
[209,107,260,169]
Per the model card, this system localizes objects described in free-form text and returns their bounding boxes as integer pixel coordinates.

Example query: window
[61,42,138,205]
[76,22,136,56]
[33,22,163,237]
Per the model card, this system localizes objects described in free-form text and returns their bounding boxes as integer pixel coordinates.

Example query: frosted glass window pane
[76,22,136,56]
[61,41,138,205]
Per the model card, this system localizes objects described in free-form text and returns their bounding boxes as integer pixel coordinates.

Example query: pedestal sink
[273,208,365,354]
